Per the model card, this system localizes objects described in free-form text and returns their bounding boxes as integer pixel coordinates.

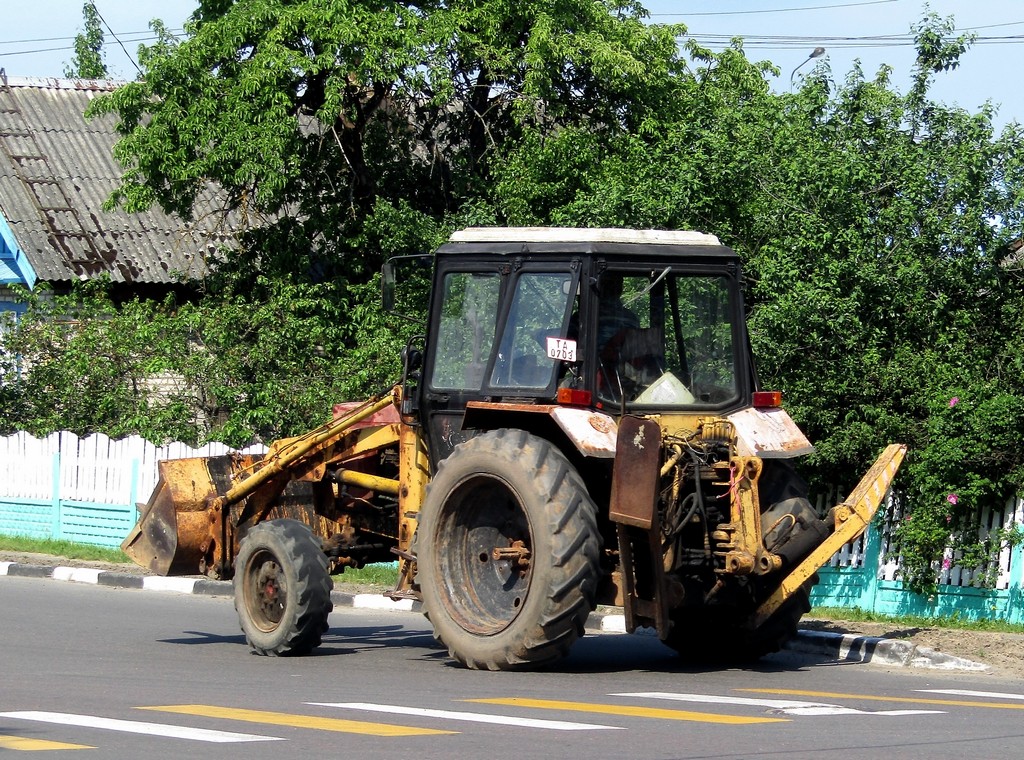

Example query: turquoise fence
[810,493,1024,624]
[0,432,264,549]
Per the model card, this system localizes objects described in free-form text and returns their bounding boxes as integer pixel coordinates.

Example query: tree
[486,14,1024,594]
[64,2,109,79]
[89,0,686,277]
[0,276,417,447]
[76,0,691,444]
[0,282,194,443]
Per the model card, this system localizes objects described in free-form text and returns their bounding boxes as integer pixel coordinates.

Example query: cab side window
[431,272,501,391]
[490,272,574,389]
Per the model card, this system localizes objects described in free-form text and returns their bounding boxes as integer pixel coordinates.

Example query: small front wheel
[233,519,332,656]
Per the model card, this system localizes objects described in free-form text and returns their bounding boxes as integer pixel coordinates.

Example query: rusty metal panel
[121,457,226,576]
[332,400,402,428]
[727,407,815,459]
[609,416,661,528]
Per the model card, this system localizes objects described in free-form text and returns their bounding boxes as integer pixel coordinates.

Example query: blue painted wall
[0,212,36,288]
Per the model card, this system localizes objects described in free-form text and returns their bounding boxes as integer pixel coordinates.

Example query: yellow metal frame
[750,443,907,628]
[218,392,399,512]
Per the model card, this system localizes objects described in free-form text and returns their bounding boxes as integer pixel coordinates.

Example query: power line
[650,0,899,16]
[3,5,1022,64]
[0,30,174,46]
[90,1,142,76]
[0,34,179,60]
[684,33,1024,50]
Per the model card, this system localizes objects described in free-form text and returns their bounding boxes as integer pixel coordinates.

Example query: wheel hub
[249,556,286,627]
[493,540,531,575]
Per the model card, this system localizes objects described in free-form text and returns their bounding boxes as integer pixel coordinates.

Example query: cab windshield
[593,271,740,409]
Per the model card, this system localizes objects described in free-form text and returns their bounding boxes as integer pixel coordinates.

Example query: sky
[1,0,1021,129]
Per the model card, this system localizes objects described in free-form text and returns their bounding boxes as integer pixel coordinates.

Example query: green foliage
[739,19,1024,593]
[0,275,423,447]
[87,0,683,273]
[172,273,416,446]
[64,2,108,79]
[896,391,1024,593]
[334,562,399,589]
[0,282,196,443]
[487,14,1024,594]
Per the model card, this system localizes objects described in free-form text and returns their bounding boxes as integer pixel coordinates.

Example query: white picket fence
[0,431,266,546]
[815,489,1024,591]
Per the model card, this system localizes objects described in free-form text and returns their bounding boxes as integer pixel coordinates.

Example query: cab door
[419,261,580,467]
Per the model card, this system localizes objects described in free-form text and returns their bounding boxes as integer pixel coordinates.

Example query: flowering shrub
[893,392,1024,595]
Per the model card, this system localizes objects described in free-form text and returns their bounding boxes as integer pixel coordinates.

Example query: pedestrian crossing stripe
[137,705,455,736]
[612,692,941,717]
[310,701,624,730]
[0,711,279,743]
[0,733,94,751]
[465,698,788,724]
[921,689,1024,701]
[740,688,1024,711]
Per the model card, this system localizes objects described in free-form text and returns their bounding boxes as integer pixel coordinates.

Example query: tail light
[752,391,783,408]
[557,387,593,407]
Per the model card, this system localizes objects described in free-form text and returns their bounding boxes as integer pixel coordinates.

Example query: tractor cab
[417,228,756,464]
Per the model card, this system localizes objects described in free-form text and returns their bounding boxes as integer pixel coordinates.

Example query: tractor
[123,227,905,670]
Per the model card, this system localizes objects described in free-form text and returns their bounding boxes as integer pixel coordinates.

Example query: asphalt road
[2,575,1024,759]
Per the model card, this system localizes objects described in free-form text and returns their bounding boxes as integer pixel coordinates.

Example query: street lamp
[790,46,826,87]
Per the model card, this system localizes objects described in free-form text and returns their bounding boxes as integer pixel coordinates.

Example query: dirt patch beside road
[801,617,1024,680]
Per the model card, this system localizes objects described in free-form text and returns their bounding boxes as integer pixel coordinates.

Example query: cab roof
[436,227,736,259]
[450,227,721,245]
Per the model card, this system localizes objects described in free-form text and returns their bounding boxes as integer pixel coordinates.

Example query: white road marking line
[350,594,416,611]
[309,702,624,730]
[920,689,1024,701]
[613,692,943,717]
[0,711,282,743]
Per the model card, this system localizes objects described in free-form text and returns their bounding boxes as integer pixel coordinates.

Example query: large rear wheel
[233,519,333,656]
[417,429,601,670]
[664,578,814,663]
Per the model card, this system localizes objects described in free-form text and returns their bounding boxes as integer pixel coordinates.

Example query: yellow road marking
[466,698,787,724]
[0,734,94,750]
[739,689,1024,711]
[136,705,454,737]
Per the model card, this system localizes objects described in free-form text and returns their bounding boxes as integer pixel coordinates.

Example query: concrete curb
[786,628,989,672]
[1,561,989,673]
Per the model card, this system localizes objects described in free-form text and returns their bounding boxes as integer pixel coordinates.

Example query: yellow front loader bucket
[121,455,251,577]
[122,392,401,577]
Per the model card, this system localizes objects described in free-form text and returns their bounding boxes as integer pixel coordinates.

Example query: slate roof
[0,74,239,286]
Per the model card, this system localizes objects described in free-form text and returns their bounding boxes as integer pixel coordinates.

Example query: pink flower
[905,514,913,522]
[947,493,959,505]
[949,397,959,407]
[946,514,952,523]
[942,557,952,570]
